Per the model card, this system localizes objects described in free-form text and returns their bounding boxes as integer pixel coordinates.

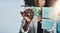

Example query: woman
[20,0,56,33]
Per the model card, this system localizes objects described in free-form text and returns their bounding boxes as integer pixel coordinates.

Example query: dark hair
[44,0,56,7]
[24,0,35,6]
[24,0,56,7]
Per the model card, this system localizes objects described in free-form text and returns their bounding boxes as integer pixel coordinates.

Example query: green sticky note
[32,7,40,16]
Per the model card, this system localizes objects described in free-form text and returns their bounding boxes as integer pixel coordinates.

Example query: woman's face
[35,0,45,7]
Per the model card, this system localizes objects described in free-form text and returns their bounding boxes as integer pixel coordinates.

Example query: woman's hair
[24,0,56,7]
[24,0,35,6]
[44,0,56,7]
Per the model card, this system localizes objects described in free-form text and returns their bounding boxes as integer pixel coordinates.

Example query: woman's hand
[20,9,34,31]
[21,9,34,23]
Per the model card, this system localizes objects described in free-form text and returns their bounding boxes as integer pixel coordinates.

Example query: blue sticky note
[42,7,53,31]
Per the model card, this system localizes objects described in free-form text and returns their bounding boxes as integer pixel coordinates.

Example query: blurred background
[0,0,23,33]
